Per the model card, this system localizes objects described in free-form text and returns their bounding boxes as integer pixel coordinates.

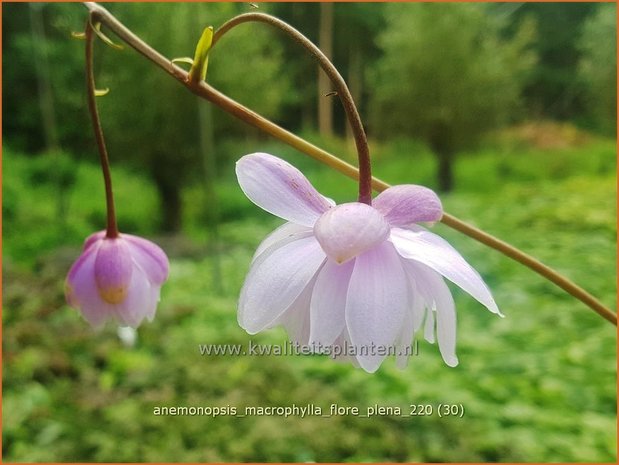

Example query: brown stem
[212,13,372,205]
[85,17,118,238]
[81,2,616,326]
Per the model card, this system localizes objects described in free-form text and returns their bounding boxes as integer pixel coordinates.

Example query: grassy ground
[2,133,617,462]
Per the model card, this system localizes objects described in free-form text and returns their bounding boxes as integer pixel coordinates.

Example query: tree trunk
[151,154,182,233]
[318,2,334,136]
[436,149,454,193]
[429,123,455,192]
[30,4,73,227]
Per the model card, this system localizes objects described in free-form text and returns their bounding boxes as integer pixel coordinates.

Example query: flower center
[313,202,390,264]
[98,286,129,304]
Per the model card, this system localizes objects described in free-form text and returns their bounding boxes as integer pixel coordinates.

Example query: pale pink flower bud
[65,231,169,329]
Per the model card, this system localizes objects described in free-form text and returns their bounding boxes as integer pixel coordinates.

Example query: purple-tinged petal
[309,259,354,346]
[330,328,361,367]
[374,185,443,226]
[395,275,426,369]
[424,307,436,344]
[395,308,415,369]
[66,242,100,299]
[410,280,426,333]
[65,244,111,329]
[83,230,105,251]
[314,203,390,264]
[404,261,458,367]
[94,238,134,305]
[391,226,502,316]
[114,266,159,328]
[236,153,332,227]
[238,234,326,334]
[345,241,409,373]
[123,234,169,285]
[275,275,316,347]
[252,222,312,262]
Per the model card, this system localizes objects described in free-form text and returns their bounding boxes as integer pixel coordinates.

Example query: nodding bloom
[236,153,502,373]
[65,231,169,329]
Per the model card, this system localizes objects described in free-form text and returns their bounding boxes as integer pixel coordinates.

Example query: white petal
[236,153,332,227]
[331,328,360,367]
[424,307,436,344]
[391,226,502,316]
[395,308,415,369]
[410,279,426,333]
[314,202,390,264]
[405,261,458,367]
[117,326,137,348]
[252,222,312,262]
[276,275,316,347]
[345,241,409,373]
[309,259,354,346]
[115,266,159,328]
[238,234,326,334]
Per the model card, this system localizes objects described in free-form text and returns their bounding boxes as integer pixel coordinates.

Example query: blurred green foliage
[3,132,617,462]
[370,3,537,191]
[3,2,616,211]
[3,2,617,462]
[578,3,617,134]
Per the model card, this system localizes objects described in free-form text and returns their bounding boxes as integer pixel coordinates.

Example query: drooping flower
[65,231,169,329]
[236,152,502,372]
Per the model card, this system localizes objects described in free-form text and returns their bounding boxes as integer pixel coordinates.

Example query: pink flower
[236,153,502,372]
[65,231,169,329]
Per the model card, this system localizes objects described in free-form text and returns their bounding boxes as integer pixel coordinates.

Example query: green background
[3,2,616,462]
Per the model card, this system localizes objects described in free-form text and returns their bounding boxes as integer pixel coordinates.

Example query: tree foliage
[369,3,536,191]
[512,2,596,120]
[90,3,289,231]
[578,3,617,134]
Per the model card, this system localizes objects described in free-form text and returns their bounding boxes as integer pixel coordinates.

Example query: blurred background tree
[6,2,614,205]
[369,3,536,192]
[577,3,617,135]
[96,2,289,232]
[511,2,597,121]
[3,3,617,463]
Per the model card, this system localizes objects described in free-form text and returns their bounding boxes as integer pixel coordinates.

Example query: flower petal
[331,328,360,367]
[373,185,443,226]
[314,202,390,264]
[309,258,354,346]
[236,153,332,227]
[94,238,134,305]
[115,266,160,328]
[65,243,111,329]
[345,241,409,373]
[238,233,326,334]
[391,226,502,316]
[424,307,436,344]
[123,234,170,285]
[83,230,105,251]
[276,275,316,347]
[252,222,312,262]
[395,307,415,369]
[404,261,458,367]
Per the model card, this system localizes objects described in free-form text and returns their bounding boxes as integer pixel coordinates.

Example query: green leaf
[171,57,194,69]
[189,26,213,82]
[91,21,124,51]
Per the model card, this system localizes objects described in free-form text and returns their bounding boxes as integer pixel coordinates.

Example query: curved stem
[81,2,616,326]
[212,13,372,205]
[85,17,118,238]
